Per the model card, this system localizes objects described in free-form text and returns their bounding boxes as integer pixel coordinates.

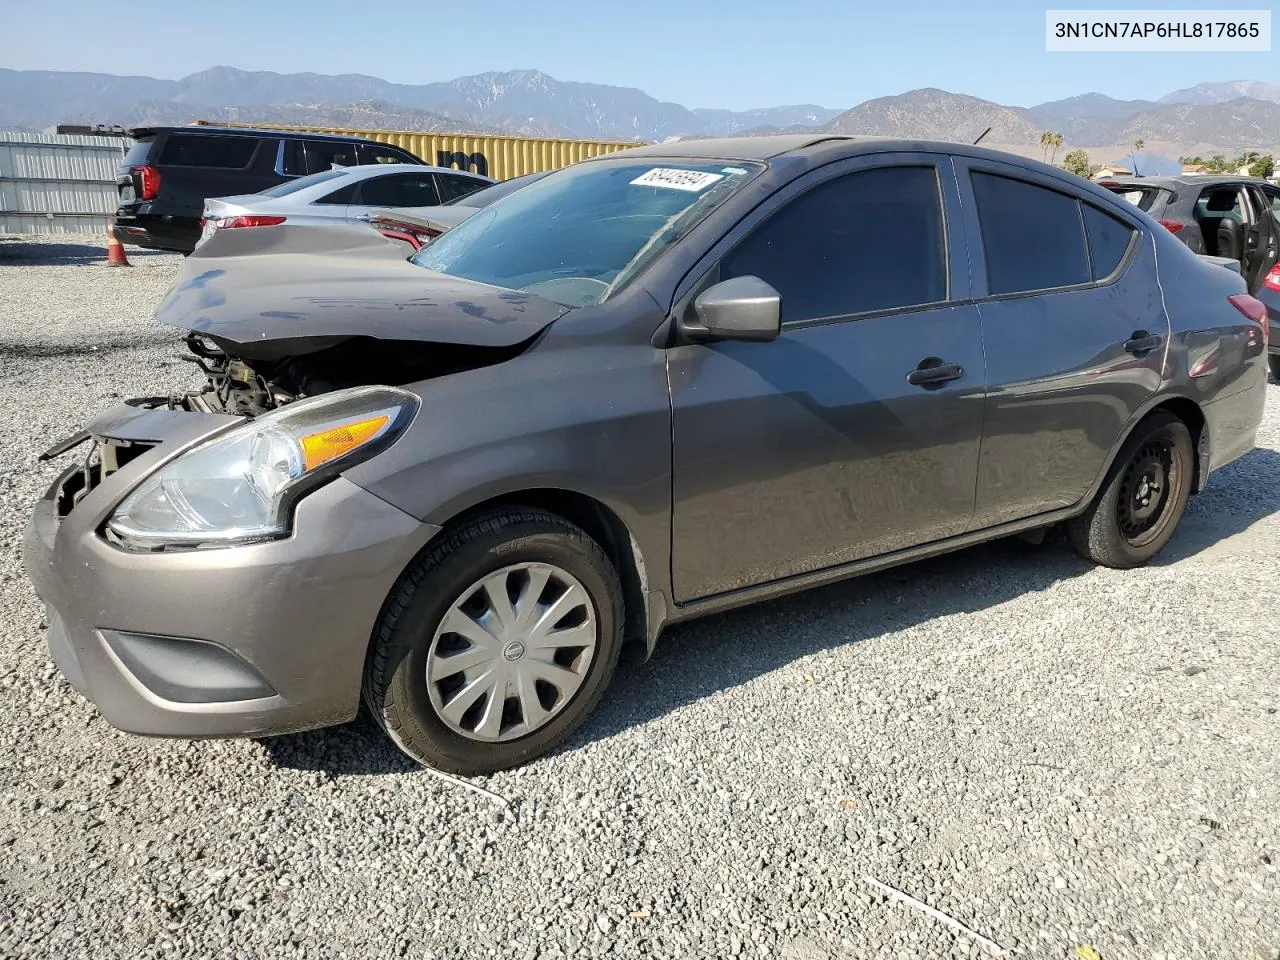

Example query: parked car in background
[197,164,493,250]
[1255,261,1280,379]
[366,171,551,251]
[1100,174,1280,294]
[113,126,426,254]
[27,136,1268,775]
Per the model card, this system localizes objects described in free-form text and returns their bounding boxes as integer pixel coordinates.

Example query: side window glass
[360,144,412,165]
[970,172,1090,295]
[280,140,308,177]
[304,140,358,173]
[721,165,947,323]
[437,175,486,203]
[315,183,359,205]
[358,174,441,207]
[1082,204,1137,280]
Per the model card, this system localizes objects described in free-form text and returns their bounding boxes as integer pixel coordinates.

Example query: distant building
[1181,164,1209,175]
[1091,165,1132,179]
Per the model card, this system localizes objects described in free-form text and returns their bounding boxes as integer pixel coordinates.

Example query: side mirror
[683,275,781,343]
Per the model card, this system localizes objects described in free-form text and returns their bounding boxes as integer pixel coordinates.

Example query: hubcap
[425,562,597,743]
[1117,439,1177,547]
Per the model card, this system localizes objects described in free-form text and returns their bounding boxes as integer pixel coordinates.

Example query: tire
[1067,412,1194,569]
[362,508,623,775]
[1269,355,1280,382]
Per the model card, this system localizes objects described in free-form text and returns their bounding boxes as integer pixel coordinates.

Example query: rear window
[158,134,258,169]
[445,172,548,207]
[1104,185,1163,213]
[122,138,152,168]
[971,171,1090,295]
[258,168,349,198]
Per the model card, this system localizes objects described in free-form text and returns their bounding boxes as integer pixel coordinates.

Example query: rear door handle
[1124,332,1163,354]
[906,359,964,386]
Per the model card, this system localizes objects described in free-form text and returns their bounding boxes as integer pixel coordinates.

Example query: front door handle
[906,358,964,387]
[1124,331,1163,354]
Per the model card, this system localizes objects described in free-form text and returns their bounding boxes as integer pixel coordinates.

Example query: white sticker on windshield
[630,168,724,192]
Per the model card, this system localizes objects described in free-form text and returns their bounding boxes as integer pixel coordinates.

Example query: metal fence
[0,131,125,235]
[192,121,641,181]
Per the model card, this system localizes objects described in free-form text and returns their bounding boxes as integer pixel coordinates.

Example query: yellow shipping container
[191,120,643,181]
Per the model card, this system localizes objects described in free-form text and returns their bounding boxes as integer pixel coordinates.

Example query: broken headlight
[107,386,418,547]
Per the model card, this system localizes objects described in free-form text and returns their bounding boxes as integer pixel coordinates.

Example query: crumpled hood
[154,222,570,357]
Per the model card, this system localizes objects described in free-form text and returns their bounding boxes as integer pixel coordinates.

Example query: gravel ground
[1,236,1277,960]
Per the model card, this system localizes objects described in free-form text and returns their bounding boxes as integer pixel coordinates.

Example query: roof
[1099,174,1269,189]
[601,134,855,161]
[126,125,398,144]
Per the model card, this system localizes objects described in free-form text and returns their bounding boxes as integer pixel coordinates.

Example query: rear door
[346,172,443,222]
[668,154,987,601]
[953,158,1166,528]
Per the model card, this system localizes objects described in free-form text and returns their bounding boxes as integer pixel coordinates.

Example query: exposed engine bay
[172,332,526,415]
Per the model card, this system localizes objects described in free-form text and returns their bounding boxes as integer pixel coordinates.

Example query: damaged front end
[147,220,571,416]
[173,331,528,416]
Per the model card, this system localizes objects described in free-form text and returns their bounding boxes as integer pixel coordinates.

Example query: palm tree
[1130,138,1145,175]
[1050,132,1064,164]
[1040,131,1053,163]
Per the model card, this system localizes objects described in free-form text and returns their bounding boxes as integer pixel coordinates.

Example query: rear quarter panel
[1155,227,1267,471]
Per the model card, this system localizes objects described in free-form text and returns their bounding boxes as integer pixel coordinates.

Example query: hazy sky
[6,0,1277,110]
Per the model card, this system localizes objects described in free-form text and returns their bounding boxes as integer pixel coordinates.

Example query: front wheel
[1268,355,1280,382]
[1067,412,1193,569]
[363,508,623,775]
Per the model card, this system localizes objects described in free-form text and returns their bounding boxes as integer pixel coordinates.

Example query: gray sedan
[25,136,1269,775]
[197,162,493,248]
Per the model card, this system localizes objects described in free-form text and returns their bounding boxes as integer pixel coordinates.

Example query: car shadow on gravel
[259,536,1095,777]
[260,446,1279,777]
[0,238,169,265]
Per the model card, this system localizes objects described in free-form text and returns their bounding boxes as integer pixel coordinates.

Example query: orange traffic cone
[106,217,130,267]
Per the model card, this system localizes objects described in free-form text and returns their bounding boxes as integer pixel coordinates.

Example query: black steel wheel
[1067,412,1193,569]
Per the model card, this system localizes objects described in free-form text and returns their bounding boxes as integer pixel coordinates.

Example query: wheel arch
[1084,394,1208,510]
[439,488,657,658]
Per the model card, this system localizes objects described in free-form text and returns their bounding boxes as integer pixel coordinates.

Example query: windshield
[411,159,762,307]
[258,168,349,198]
[444,171,550,208]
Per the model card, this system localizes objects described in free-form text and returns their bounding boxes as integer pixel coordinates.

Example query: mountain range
[2,67,1279,159]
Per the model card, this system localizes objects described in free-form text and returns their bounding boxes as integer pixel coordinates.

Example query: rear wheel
[1067,412,1193,569]
[363,508,623,775]
[1269,355,1280,382]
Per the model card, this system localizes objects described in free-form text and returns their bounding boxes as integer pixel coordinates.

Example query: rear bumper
[22,406,440,739]
[113,210,199,253]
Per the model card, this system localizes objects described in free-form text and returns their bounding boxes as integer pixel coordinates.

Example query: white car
[364,171,552,251]
[198,163,493,247]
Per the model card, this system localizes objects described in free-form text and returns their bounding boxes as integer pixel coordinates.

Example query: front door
[952,159,1167,528]
[669,158,987,602]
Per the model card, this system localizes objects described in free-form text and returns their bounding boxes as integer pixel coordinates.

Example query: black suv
[113,126,425,253]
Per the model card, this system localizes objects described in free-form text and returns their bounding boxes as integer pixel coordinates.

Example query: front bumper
[22,405,439,739]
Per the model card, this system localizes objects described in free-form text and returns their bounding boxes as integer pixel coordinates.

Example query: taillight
[1228,293,1267,324]
[215,215,287,229]
[1157,219,1184,235]
[1228,293,1269,350]
[369,218,442,250]
[132,164,161,200]
[1264,264,1280,292]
